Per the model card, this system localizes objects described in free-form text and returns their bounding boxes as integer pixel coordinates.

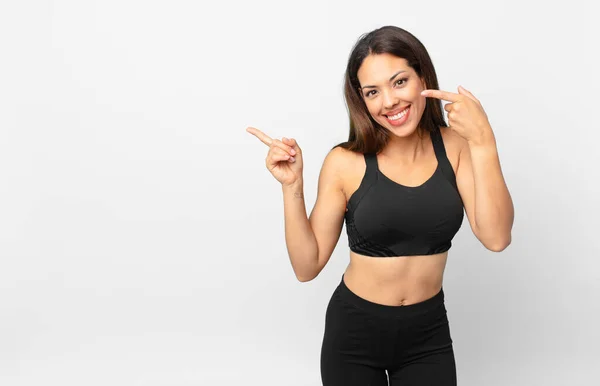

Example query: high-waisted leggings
[320,275,457,386]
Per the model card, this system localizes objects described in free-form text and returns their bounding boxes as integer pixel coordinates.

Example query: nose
[382,89,398,110]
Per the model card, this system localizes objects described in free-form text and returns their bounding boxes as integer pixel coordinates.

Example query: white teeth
[388,106,409,120]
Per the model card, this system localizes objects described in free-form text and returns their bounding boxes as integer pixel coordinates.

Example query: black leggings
[320,275,457,386]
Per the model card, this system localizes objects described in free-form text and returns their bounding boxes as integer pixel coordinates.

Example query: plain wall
[1,0,598,385]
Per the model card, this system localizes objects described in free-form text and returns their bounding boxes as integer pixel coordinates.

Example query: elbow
[485,233,511,252]
[295,266,320,283]
[296,272,317,282]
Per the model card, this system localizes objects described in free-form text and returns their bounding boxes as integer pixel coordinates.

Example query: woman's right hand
[246,126,303,187]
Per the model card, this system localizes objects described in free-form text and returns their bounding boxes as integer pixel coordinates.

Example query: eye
[395,77,408,87]
[365,90,377,97]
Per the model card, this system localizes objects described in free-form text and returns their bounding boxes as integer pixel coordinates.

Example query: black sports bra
[344,128,464,257]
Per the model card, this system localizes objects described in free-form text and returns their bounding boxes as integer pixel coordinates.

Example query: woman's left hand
[421,86,493,145]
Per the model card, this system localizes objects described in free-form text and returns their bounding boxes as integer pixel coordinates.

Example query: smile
[384,105,411,126]
[386,106,410,120]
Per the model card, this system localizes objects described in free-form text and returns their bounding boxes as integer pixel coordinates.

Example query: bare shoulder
[324,145,362,168]
[438,126,468,173]
[321,146,356,181]
[322,145,353,170]
[322,146,364,203]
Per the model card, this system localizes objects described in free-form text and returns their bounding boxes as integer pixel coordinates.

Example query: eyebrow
[361,70,407,89]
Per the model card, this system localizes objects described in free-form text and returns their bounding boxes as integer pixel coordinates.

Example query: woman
[247,25,513,386]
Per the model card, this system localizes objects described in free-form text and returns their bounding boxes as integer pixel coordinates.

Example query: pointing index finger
[246,126,273,146]
[421,89,461,102]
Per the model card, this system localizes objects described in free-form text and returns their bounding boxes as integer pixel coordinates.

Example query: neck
[381,129,429,163]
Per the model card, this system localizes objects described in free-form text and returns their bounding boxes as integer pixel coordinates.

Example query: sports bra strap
[345,152,379,213]
[364,152,377,170]
[362,152,379,185]
[430,129,458,191]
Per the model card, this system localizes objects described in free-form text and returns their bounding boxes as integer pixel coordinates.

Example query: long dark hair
[335,26,447,153]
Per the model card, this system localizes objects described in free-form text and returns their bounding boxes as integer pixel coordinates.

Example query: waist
[336,273,446,318]
[343,251,448,306]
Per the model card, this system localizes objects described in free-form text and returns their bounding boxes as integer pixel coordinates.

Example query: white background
[1,0,598,385]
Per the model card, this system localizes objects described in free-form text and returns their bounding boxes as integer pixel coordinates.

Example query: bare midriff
[342,251,448,306]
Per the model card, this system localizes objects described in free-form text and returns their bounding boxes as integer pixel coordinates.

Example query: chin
[381,122,418,138]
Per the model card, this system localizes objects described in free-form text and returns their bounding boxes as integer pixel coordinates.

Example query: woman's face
[357,53,427,137]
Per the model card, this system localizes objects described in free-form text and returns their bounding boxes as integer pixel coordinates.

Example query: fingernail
[290,149,296,155]
[289,157,295,162]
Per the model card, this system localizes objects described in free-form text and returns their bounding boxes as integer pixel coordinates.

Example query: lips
[384,104,411,127]
[384,105,411,117]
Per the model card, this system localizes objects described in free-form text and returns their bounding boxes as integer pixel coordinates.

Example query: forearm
[281,179,319,280]
[468,134,514,249]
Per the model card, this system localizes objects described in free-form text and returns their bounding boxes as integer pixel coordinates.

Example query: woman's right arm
[246,127,348,282]
[282,147,347,282]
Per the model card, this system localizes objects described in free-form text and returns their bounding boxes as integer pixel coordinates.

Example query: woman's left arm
[455,130,514,251]
[422,86,514,252]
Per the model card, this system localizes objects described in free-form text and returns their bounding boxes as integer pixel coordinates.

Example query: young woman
[247,25,513,386]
